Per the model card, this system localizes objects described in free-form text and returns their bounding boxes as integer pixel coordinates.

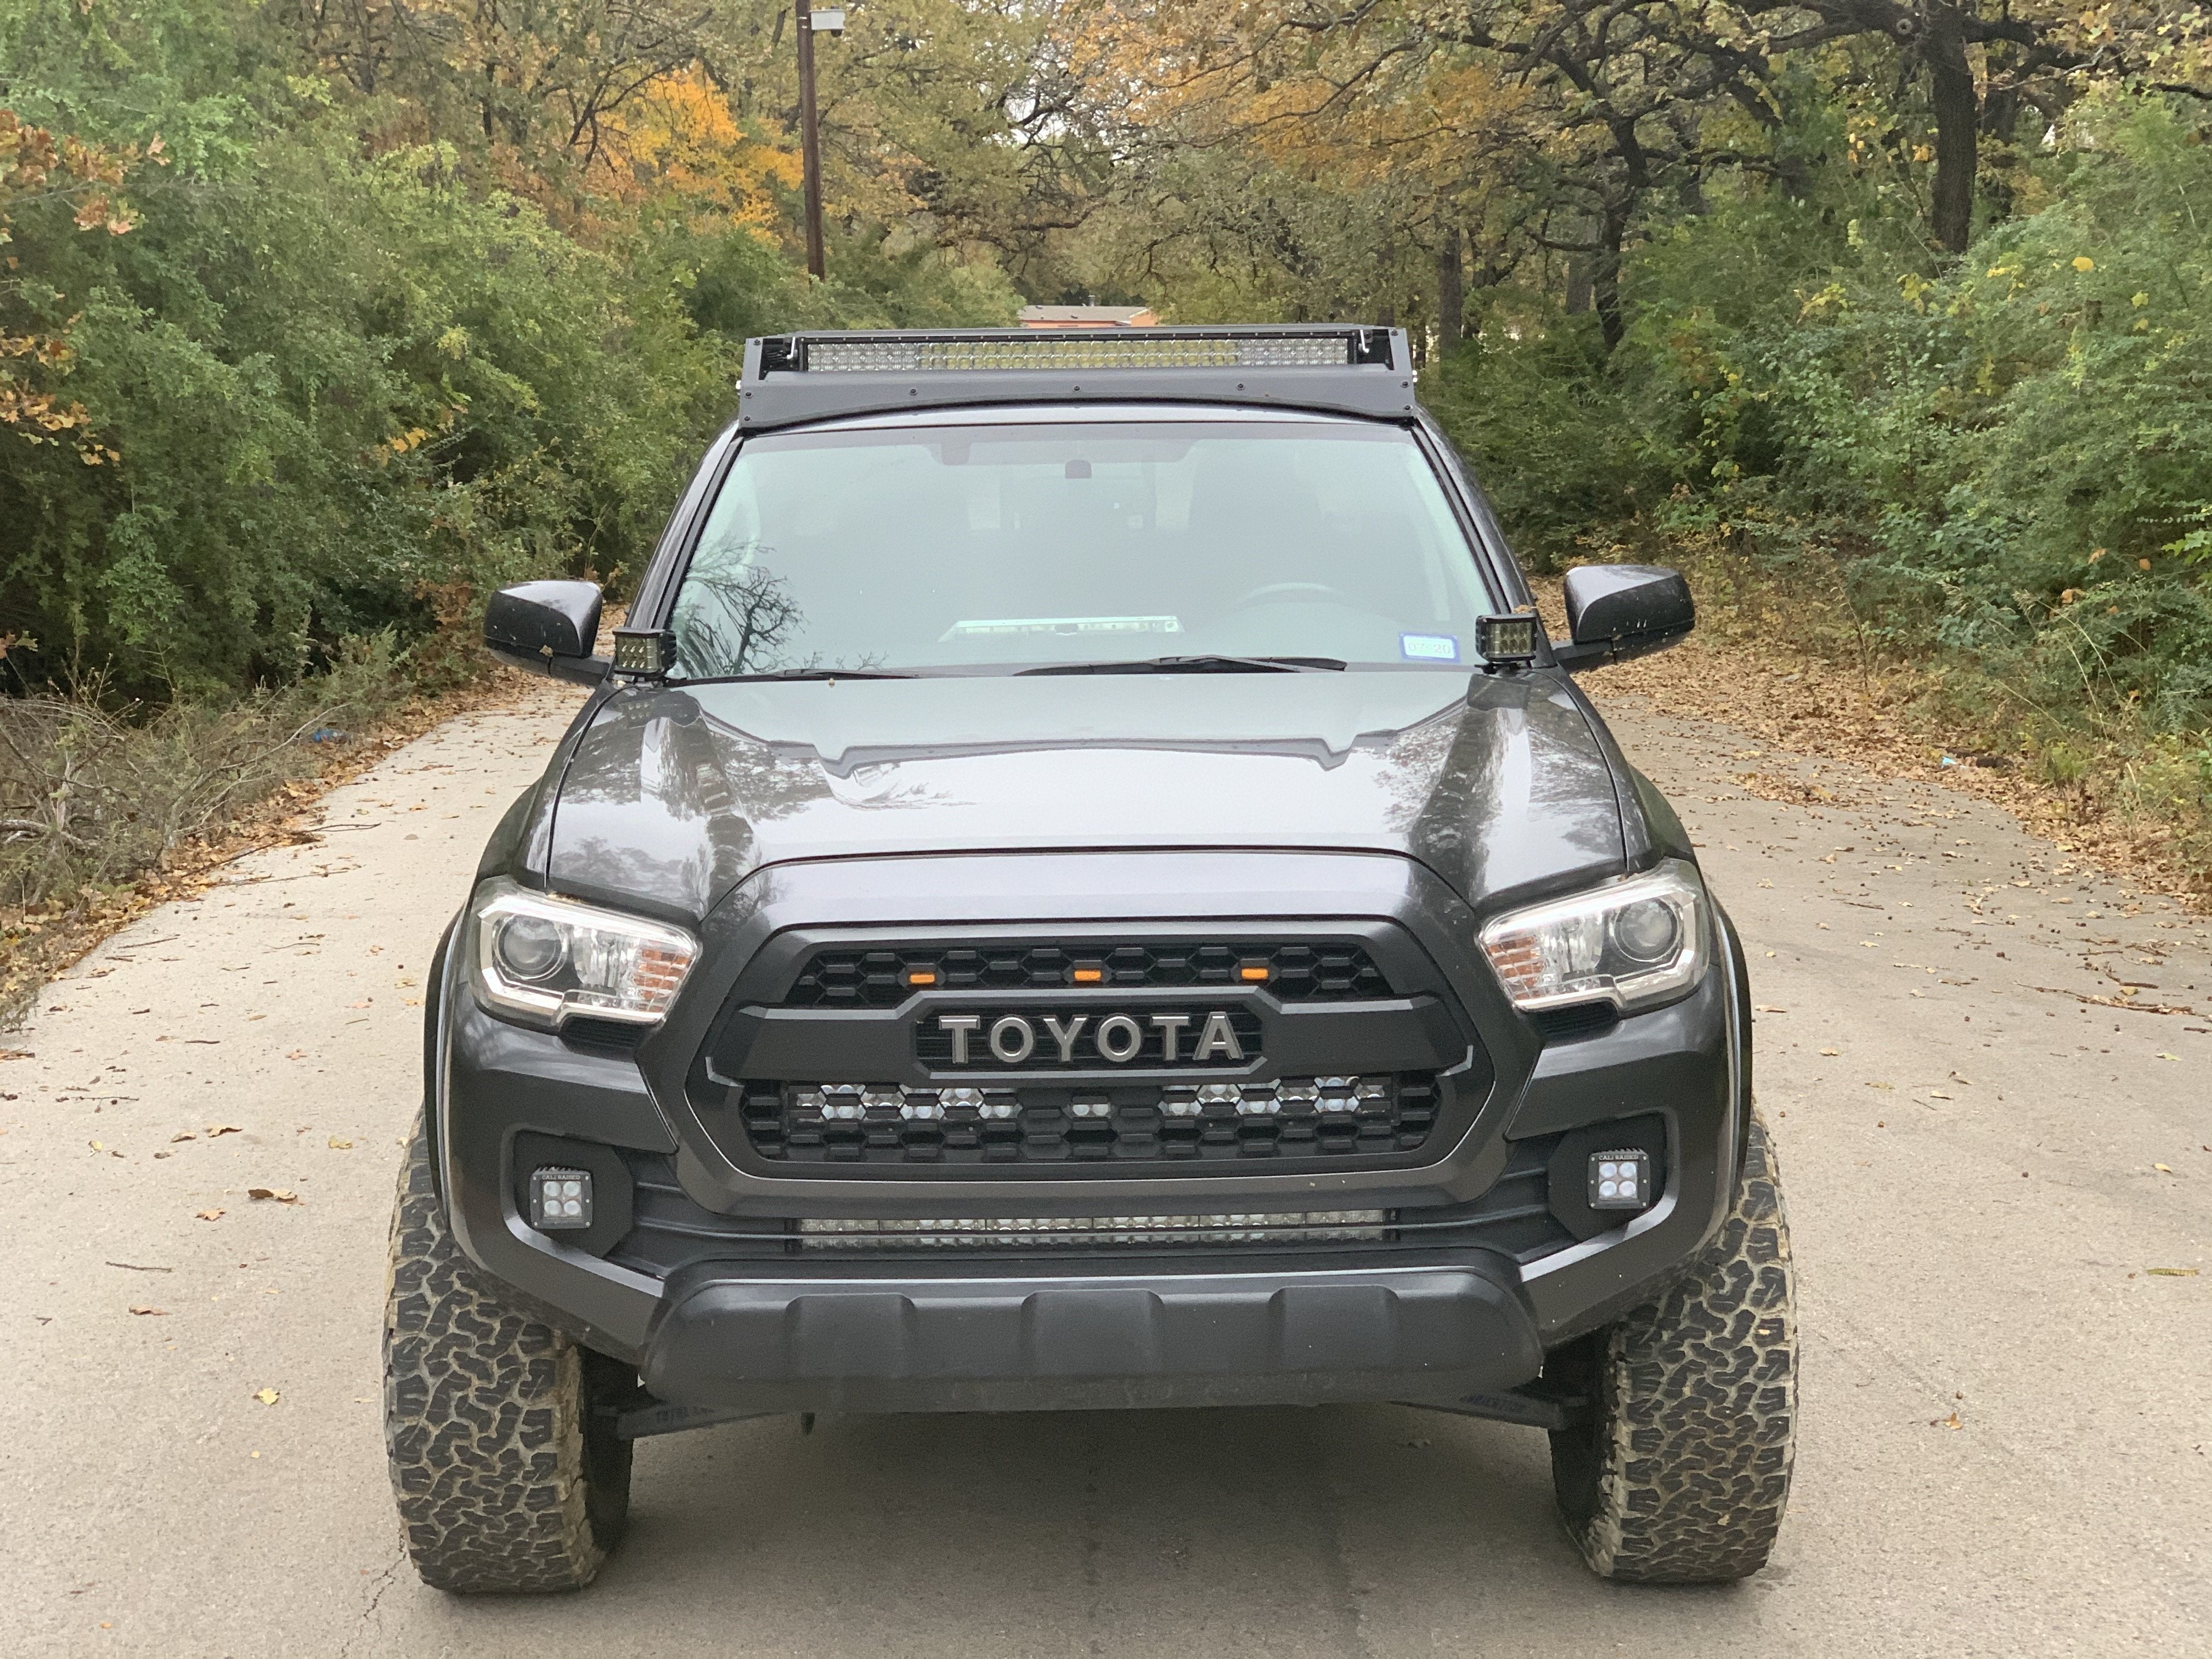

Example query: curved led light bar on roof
[737,324,1417,428]
[801,334,1368,373]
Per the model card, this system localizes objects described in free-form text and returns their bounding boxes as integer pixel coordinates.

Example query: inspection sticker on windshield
[1400,633,1460,662]
[943,616,1182,640]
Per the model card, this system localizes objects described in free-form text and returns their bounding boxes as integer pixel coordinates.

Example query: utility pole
[794,0,827,278]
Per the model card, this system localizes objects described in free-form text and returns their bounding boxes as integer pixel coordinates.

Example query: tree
[0,109,151,463]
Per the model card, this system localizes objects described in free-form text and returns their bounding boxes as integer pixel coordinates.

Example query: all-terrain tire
[1547,1111,1796,1583]
[383,1118,633,1593]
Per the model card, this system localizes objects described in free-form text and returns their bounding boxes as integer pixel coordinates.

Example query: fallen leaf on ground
[170,1131,196,1143]
[2154,1164,2174,1173]
[1928,1090,1953,1099]
[345,998,371,1009]
[0,1048,31,1062]
[2146,1267,2199,1277]
[128,1306,168,1316]
[327,1136,353,1150]
[1819,1047,1840,1056]
[1756,1005,1788,1013]
[253,1388,280,1406]
[206,1125,242,1137]
[247,1188,300,1203]
[194,1209,224,1221]
[1932,1412,1962,1430]
[285,1049,306,1060]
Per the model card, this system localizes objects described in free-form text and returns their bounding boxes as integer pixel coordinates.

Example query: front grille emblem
[931,1009,1247,1068]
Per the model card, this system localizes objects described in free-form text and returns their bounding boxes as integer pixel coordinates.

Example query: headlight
[1479,861,1706,1013]
[470,877,698,1029]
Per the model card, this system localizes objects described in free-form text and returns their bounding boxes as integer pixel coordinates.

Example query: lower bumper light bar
[797,1210,1386,1249]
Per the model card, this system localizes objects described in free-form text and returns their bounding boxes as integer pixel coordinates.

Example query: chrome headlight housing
[1479,861,1707,1013]
[469,877,698,1030]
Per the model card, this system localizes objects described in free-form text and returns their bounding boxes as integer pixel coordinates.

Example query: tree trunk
[1564,258,1593,315]
[1924,3,1978,255]
[1561,212,1594,316]
[1592,208,1626,352]
[1436,225,1465,350]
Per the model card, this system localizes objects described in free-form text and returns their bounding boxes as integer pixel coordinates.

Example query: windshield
[668,419,1498,677]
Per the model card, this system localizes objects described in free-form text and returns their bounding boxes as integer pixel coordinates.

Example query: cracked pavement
[1,676,2205,1656]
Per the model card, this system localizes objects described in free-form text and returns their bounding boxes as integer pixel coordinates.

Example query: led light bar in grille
[740,1074,1440,1165]
[798,1211,1387,1248]
[799,333,1368,374]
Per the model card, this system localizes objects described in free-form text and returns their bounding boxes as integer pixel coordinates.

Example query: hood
[545,672,1627,919]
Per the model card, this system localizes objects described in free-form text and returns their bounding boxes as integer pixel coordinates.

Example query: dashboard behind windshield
[668,419,1498,678]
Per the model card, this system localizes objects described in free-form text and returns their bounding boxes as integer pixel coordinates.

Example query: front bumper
[430,850,1750,1403]
[641,1252,1539,1413]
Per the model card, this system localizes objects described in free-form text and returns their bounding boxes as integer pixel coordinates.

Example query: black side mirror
[1553,565,1695,669]
[483,580,609,686]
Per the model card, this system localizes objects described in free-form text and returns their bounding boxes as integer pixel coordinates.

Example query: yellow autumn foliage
[590,69,801,226]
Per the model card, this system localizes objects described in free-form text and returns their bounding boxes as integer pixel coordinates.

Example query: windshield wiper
[678,668,919,684]
[1017,654,1347,676]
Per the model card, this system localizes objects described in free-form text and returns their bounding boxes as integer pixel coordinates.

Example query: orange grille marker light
[1072,964,1105,983]
[905,969,938,986]
[1239,965,1271,982]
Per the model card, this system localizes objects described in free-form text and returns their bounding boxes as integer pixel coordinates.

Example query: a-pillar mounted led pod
[610,628,675,680]
[1476,613,1540,669]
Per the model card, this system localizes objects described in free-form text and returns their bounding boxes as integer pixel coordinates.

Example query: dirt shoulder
[0,665,554,1033]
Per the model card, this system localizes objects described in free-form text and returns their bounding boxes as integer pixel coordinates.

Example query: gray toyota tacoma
[386,325,1796,1593]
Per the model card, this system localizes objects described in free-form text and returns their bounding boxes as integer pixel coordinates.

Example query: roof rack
[737,325,1415,430]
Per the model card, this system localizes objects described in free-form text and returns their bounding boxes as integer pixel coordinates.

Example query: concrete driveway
[3,679,2205,1656]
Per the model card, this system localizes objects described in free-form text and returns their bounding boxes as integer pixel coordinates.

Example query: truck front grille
[783,940,1395,1008]
[738,1074,1440,1164]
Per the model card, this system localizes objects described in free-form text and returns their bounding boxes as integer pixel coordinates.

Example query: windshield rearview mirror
[484,581,610,686]
[1554,566,1694,670]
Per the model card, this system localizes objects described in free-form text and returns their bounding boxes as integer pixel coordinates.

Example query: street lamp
[794,0,844,279]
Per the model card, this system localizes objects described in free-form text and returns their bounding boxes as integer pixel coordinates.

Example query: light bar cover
[800,334,1363,374]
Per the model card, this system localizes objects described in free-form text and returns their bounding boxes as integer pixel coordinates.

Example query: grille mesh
[739,1074,1439,1165]
[784,941,1393,1009]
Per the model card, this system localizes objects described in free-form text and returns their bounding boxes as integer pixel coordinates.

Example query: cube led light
[1588,1149,1652,1212]
[529,1167,593,1232]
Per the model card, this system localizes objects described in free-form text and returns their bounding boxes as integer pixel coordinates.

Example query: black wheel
[1546,1111,1796,1583]
[383,1118,633,1593]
